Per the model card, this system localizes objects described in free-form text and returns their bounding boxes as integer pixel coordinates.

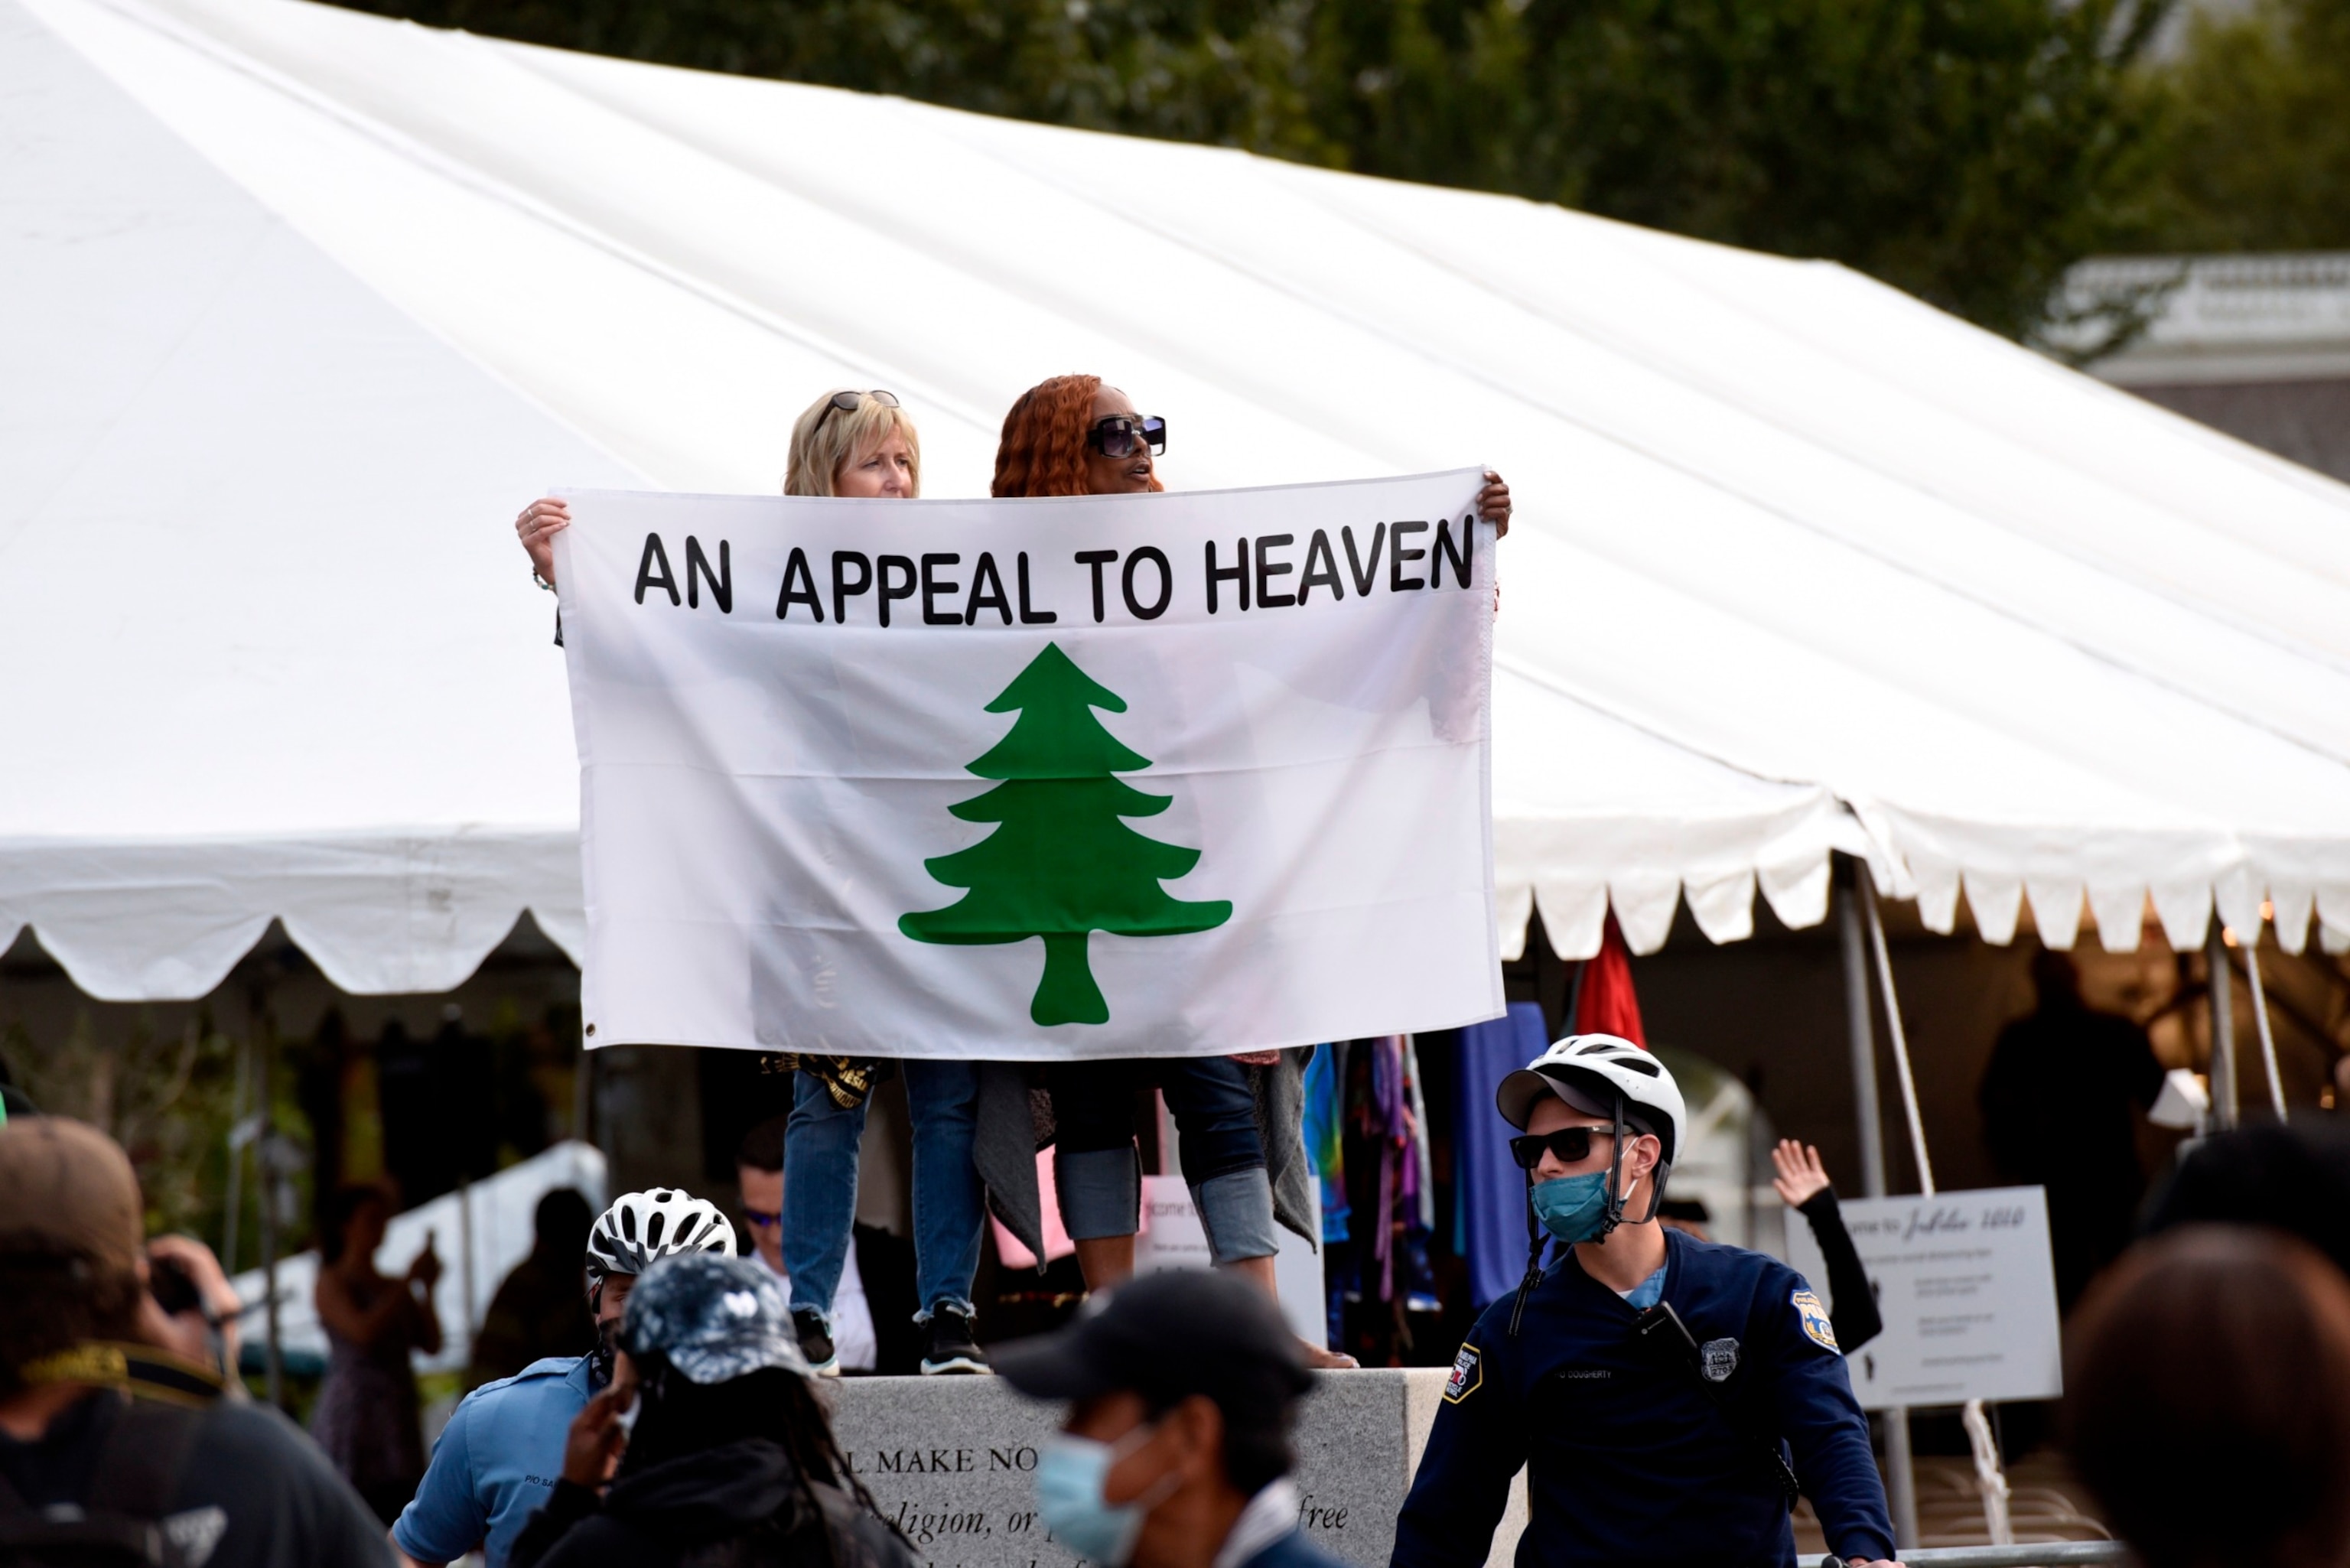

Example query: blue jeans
[1050,1056,1277,1263]
[783,1060,985,1325]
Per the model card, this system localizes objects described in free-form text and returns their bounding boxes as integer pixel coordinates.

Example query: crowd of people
[5,380,2348,1568]
[9,1039,2350,1568]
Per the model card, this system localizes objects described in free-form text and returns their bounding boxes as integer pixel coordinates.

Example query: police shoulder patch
[1791,1288,1840,1354]
[1444,1343,1483,1403]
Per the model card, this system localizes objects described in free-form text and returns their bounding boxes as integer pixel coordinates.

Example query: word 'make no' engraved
[627,519,1479,626]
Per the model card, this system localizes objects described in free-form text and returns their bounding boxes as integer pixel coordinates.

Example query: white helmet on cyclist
[585,1187,737,1283]
[1497,1033,1687,1166]
[1496,1034,1688,1337]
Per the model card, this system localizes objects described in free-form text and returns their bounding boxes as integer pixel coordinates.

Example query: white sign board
[1784,1186,2062,1410]
[1131,1174,1328,1349]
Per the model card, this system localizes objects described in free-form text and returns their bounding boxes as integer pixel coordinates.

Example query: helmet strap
[1508,1168,1545,1338]
[1638,1160,1671,1225]
[1598,1091,1628,1238]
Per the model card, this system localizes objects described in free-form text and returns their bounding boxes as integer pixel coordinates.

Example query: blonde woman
[509,390,994,1378]
[513,388,917,586]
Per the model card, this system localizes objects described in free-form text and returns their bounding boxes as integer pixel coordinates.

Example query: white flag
[558,471,1502,1059]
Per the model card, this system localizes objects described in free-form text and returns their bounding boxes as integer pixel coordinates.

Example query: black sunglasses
[814,389,900,431]
[1509,1126,1616,1170]
[1087,414,1167,459]
[740,1205,782,1230]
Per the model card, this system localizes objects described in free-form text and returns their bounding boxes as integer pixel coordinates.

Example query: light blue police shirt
[392,1355,593,1568]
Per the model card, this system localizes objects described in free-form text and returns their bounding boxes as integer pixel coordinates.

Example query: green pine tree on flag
[899,642,1232,1026]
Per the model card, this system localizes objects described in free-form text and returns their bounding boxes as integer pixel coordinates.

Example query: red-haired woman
[992,375,1509,1366]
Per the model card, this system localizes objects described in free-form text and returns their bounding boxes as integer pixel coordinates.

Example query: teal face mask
[1531,1172,1615,1245]
[1035,1428,1173,1566]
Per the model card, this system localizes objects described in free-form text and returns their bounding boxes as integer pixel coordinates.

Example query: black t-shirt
[0,1389,390,1568]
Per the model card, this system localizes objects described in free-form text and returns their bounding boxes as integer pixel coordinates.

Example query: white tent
[6,0,2348,1004]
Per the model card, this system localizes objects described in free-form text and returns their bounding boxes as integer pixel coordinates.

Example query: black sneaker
[793,1308,841,1378]
[920,1305,990,1375]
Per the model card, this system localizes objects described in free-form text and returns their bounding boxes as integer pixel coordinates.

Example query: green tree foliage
[3,1013,254,1244]
[2134,0,2350,252]
[900,642,1230,1026]
[330,0,2173,337]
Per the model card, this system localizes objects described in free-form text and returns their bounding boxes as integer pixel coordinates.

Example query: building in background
[2066,252,2350,483]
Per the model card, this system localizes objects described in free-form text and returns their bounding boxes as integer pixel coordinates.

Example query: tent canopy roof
[6,0,2349,1001]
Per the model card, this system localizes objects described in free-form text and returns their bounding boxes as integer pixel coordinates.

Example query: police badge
[1444,1343,1483,1403]
[1792,1287,1841,1352]
[1700,1336,1740,1383]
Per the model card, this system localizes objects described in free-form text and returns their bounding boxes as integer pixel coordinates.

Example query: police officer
[392,1188,738,1568]
[1391,1036,1904,1568]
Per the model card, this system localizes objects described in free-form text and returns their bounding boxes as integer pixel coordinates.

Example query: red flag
[1573,912,1647,1046]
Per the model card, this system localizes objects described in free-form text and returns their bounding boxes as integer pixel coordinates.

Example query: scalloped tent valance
[5,0,2348,1003]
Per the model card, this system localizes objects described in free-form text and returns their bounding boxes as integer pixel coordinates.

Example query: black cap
[995,1270,1314,1417]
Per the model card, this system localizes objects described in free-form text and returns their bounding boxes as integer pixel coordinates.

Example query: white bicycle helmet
[1497,1033,1688,1166]
[585,1187,738,1282]
[1496,1034,1689,1335]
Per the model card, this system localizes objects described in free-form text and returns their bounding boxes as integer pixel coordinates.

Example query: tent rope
[1860,873,1934,1196]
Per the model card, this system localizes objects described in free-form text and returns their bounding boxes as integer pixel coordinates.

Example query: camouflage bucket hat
[620,1251,809,1385]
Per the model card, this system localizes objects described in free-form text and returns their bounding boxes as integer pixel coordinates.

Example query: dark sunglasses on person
[1509,1125,1617,1170]
[814,389,900,431]
[741,1206,783,1230]
[1087,414,1167,458]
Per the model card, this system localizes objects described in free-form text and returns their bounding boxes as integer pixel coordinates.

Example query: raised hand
[561,1378,636,1488]
[1770,1140,1833,1209]
[1477,470,1512,538]
[516,496,570,587]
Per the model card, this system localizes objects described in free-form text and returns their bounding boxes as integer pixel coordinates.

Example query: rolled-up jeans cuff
[912,1296,977,1325]
[1195,1166,1279,1264]
[1056,1147,1142,1240]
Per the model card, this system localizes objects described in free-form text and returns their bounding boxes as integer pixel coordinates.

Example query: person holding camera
[509,1252,911,1568]
[0,1115,389,1566]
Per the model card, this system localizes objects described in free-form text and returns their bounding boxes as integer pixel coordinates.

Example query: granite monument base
[828,1369,1527,1568]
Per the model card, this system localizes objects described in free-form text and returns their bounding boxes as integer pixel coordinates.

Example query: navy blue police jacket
[1391,1228,1893,1568]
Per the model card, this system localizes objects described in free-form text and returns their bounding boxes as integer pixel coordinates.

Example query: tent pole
[222,1029,250,1274]
[1838,866,1889,1197]
[2205,926,2238,1130]
[2243,940,2287,1121]
[249,976,284,1410]
[1837,860,1915,1550]
[574,1039,596,1149]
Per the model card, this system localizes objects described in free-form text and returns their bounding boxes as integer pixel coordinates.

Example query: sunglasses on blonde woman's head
[815,389,900,430]
[1509,1125,1617,1170]
[1086,414,1167,458]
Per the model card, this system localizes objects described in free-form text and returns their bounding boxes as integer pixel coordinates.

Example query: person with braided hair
[509,1253,912,1568]
[988,376,1511,1370]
